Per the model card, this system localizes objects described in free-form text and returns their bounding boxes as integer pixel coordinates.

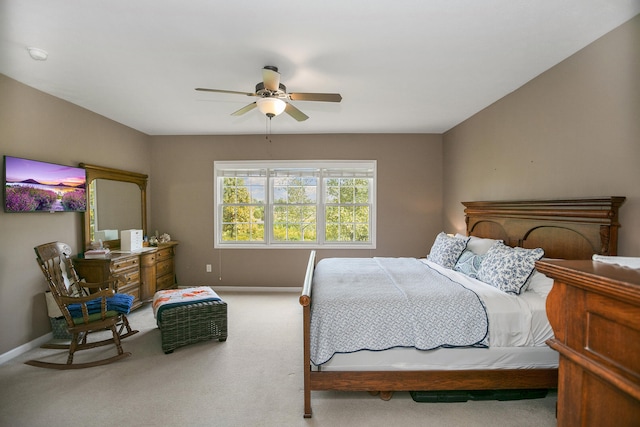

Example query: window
[214,160,376,249]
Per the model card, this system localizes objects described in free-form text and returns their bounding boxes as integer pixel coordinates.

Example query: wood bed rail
[299,250,316,307]
[300,250,316,418]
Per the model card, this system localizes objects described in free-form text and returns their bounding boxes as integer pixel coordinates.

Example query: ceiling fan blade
[288,92,342,102]
[196,88,256,96]
[231,102,257,116]
[262,66,281,92]
[284,103,309,121]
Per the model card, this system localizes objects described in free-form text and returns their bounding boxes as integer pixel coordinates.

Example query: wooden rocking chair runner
[27,242,138,370]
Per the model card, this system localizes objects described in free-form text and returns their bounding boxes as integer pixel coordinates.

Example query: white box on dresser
[121,229,143,251]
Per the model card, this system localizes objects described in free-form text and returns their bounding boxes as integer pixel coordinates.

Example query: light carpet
[0,291,557,426]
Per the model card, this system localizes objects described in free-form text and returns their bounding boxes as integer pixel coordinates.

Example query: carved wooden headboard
[462,197,625,259]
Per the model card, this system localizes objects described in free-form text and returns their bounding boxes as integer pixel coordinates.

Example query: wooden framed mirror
[80,163,148,252]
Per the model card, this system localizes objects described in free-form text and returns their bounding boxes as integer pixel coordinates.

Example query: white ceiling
[1,1,639,136]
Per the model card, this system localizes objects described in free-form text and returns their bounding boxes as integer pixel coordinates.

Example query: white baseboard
[0,332,52,365]
[178,285,301,293]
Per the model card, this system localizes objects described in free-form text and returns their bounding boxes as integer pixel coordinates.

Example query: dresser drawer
[157,258,174,277]
[118,277,140,293]
[111,256,139,273]
[121,269,140,285]
[114,269,139,289]
[156,272,175,291]
[156,246,174,262]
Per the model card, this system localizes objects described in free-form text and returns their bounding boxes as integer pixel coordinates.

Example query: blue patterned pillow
[477,242,544,294]
[427,232,469,269]
[454,250,485,279]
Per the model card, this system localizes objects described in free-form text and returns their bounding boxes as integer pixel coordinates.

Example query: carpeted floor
[0,291,558,426]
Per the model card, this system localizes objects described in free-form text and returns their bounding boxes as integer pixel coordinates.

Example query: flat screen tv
[3,155,86,213]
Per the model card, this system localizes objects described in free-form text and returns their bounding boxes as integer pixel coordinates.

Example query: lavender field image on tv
[4,156,86,212]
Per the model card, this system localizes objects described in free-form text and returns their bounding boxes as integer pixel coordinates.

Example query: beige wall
[148,134,443,288]
[443,14,640,256]
[0,75,151,355]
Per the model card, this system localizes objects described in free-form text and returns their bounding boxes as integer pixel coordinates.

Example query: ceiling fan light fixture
[196,65,341,122]
[256,97,286,118]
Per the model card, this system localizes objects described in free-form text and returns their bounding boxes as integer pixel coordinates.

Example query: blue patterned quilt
[310,257,488,365]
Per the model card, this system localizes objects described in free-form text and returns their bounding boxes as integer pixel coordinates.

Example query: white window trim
[214,160,376,249]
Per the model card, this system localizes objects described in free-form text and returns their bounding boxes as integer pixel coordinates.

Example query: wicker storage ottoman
[153,287,227,354]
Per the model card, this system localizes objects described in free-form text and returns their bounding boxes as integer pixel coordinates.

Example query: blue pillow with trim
[454,250,485,279]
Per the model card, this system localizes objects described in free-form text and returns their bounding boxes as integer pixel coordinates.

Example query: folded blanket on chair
[67,293,134,318]
[106,293,134,314]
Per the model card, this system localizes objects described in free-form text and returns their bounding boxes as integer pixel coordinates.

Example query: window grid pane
[220,176,265,242]
[272,176,317,242]
[324,177,371,243]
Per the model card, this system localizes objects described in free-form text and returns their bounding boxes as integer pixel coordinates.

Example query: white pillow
[427,232,469,269]
[456,234,501,255]
[467,236,501,255]
[477,241,544,295]
[527,270,554,299]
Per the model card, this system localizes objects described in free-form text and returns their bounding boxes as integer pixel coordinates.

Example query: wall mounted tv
[3,155,87,213]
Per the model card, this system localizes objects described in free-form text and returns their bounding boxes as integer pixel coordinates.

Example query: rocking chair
[26,242,138,369]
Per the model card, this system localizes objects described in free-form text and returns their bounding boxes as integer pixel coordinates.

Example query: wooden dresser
[74,241,178,310]
[536,259,640,427]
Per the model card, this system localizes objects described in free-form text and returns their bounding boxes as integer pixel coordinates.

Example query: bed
[299,197,625,418]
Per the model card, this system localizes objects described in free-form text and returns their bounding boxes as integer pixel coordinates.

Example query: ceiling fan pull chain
[265,116,274,143]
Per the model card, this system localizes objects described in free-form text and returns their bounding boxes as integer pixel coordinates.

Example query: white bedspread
[310,257,489,365]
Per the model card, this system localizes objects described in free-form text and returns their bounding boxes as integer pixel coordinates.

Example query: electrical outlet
[206,264,212,273]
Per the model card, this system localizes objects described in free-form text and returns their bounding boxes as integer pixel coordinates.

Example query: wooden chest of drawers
[536,260,640,427]
[74,241,178,310]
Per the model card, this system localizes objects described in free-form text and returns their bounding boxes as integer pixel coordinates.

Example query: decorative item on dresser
[299,197,625,418]
[536,259,640,427]
[74,242,178,309]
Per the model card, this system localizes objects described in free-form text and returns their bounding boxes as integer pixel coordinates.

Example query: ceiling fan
[195,66,342,121]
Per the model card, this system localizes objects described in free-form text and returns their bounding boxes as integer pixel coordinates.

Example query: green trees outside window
[325,178,370,242]
[221,177,265,242]
[216,161,375,249]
